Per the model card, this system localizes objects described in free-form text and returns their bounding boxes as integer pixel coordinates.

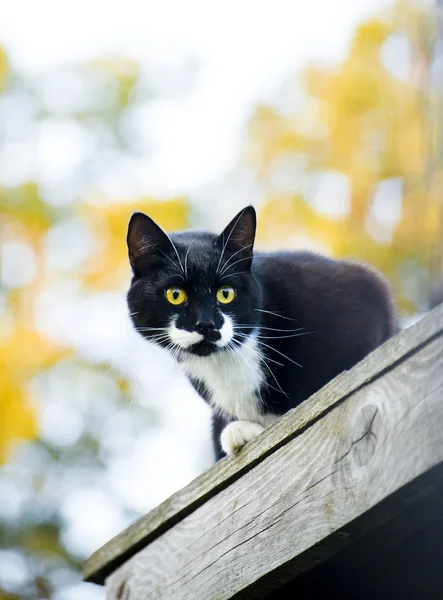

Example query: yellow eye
[165,287,187,305]
[217,285,235,304]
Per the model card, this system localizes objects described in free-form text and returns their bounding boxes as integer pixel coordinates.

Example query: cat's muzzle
[187,335,221,356]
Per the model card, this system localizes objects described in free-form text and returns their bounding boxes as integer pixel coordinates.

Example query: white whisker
[235,331,302,368]
[136,326,170,332]
[184,237,198,279]
[226,334,285,398]
[216,208,247,275]
[218,243,254,277]
[219,271,251,281]
[229,338,272,402]
[255,339,303,368]
[260,358,289,398]
[127,377,140,412]
[253,308,297,322]
[235,324,303,333]
[256,332,313,340]
[217,255,252,274]
[160,250,185,278]
[164,232,185,275]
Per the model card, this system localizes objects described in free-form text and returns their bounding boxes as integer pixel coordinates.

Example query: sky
[0,0,395,195]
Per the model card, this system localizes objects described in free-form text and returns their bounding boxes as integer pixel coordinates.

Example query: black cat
[127,206,396,460]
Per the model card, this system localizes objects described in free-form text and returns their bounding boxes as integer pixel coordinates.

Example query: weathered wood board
[104,326,443,599]
[83,304,443,599]
[272,465,443,599]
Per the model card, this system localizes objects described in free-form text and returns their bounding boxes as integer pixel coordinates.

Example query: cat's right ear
[215,206,256,271]
[127,212,171,276]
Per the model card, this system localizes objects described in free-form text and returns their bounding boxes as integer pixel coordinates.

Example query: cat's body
[127,207,396,460]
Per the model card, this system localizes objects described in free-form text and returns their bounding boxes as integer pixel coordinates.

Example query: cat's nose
[195,320,216,334]
[196,321,221,343]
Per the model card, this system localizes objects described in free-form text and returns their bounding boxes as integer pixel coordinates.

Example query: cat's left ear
[216,206,256,271]
[127,212,173,276]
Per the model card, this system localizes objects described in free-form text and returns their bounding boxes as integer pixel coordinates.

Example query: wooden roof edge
[83,303,443,585]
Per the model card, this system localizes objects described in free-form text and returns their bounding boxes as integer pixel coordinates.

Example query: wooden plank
[83,303,443,584]
[105,324,443,599]
[275,466,443,599]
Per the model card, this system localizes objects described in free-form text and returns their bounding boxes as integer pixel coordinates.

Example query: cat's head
[126,206,261,357]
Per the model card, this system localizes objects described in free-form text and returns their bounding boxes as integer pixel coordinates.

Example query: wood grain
[105,323,443,599]
[83,303,443,585]
[274,465,443,599]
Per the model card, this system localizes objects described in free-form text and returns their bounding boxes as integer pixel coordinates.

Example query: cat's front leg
[221,421,265,455]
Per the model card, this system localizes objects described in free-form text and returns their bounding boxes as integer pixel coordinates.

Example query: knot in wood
[350,404,381,468]
[115,579,130,600]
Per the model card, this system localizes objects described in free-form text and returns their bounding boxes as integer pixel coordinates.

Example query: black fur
[127,206,396,460]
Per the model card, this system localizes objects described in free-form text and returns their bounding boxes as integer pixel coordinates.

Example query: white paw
[221,421,265,455]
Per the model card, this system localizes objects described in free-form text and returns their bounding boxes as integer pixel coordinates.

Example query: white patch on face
[215,313,234,348]
[168,319,204,349]
[181,332,280,426]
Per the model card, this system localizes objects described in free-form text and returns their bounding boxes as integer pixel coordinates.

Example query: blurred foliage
[0,42,188,600]
[248,0,442,313]
[0,327,64,464]
[80,198,188,289]
[0,48,189,463]
[0,46,8,92]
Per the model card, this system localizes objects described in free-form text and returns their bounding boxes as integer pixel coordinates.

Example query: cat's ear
[127,212,172,275]
[216,206,256,271]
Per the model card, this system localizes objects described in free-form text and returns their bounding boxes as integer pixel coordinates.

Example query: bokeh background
[1,0,442,598]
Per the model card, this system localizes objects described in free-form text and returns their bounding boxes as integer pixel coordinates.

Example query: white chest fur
[181,334,275,426]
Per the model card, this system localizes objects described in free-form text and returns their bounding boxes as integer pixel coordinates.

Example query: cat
[126,206,396,460]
